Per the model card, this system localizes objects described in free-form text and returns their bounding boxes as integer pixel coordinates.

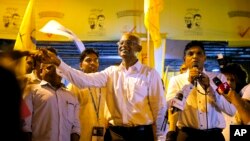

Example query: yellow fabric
[67,84,108,141]
[13,0,36,75]
[144,0,163,49]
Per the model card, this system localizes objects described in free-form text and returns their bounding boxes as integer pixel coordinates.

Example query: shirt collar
[118,60,141,72]
[40,80,66,89]
[185,67,207,77]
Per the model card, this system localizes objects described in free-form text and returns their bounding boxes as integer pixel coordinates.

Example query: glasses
[117,40,137,46]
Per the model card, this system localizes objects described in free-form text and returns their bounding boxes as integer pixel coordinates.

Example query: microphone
[192,63,199,87]
[212,76,230,94]
[161,91,184,131]
[171,91,184,114]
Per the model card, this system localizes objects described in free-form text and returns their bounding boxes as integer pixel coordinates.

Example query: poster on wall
[0,0,249,41]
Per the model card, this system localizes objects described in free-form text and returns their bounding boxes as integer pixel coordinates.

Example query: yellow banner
[0,0,249,41]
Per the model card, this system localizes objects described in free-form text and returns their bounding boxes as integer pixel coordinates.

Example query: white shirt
[22,80,81,141]
[223,83,250,140]
[240,83,250,125]
[241,84,250,101]
[58,61,167,140]
[166,69,236,129]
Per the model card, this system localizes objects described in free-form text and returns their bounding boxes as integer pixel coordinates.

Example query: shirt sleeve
[241,84,250,101]
[58,60,107,88]
[148,69,168,140]
[22,85,34,132]
[209,74,236,116]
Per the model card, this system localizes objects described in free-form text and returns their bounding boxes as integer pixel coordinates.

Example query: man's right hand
[35,48,61,66]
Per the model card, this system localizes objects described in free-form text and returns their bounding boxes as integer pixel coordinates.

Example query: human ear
[135,44,142,52]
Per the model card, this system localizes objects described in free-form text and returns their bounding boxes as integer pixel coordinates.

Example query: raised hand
[35,48,61,66]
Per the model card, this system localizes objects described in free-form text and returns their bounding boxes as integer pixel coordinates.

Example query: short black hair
[80,48,99,63]
[45,46,57,56]
[184,41,205,57]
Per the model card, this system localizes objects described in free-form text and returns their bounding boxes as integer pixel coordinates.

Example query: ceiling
[36,40,250,73]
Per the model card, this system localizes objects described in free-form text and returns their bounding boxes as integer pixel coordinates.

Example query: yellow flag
[13,0,36,75]
[144,0,163,49]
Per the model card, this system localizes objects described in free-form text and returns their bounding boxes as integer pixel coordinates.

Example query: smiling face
[117,33,142,59]
[80,53,99,73]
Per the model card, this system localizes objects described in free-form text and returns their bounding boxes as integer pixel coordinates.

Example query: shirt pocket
[129,82,148,102]
[66,100,75,124]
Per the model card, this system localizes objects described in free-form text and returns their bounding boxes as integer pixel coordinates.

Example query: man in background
[67,48,107,141]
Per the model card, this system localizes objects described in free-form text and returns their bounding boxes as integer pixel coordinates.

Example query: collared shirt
[22,80,80,141]
[67,84,108,141]
[241,84,250,101]
[239,83,250,125]
[166,69,236,130]
[58,61,167,140]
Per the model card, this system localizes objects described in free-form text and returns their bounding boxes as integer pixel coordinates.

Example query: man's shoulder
[241,84,250,100]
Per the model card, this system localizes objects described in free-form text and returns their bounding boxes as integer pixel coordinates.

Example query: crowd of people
[1,32,249,141]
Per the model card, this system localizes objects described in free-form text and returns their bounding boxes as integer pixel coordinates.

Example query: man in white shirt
[166,41,236,141]
[36,32,167,141]
[22,48,80,141]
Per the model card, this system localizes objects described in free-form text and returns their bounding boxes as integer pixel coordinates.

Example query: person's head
[221,63,248,93]
[185,13,193,29]
[193,14,201,27]
[0,50,30,76]
[39,47,61,86]
[97,14,105,28]
[88,14,97,29]
[179,63,188,74]
[117,32,142,60]
[40,63,62,87]
[44,46,57,56]
[11,13,20,27]
[183,41,206,70]
[25,55,35,74]
[79,48,99,73]
[35,47,57,80]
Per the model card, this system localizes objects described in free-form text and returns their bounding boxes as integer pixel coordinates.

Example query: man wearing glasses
[36,32,167,141]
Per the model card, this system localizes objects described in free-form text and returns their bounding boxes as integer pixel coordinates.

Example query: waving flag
[40,20,85,53]
[13,0,36,119]
[14,0,36,51]
[13,0,36,76]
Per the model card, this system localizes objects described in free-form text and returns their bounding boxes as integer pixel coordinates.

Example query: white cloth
[223,84,250,140]
[58,60,167,140]
[241,84,250,101]
[22,80,80,141]
[166,69,236,130]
